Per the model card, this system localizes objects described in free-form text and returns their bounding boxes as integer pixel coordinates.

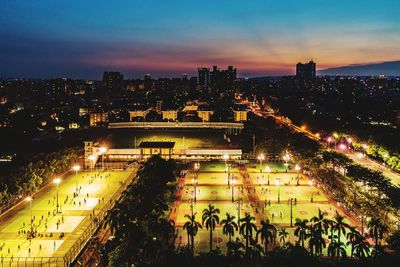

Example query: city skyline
[1,0,400,79]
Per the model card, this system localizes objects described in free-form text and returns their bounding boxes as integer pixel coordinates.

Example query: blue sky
[1,0,399,78]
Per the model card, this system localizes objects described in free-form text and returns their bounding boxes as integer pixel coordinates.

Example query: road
[244,101,400,186]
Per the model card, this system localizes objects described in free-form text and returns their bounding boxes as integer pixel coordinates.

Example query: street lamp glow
[361,144,369,150]
[88,155,95,161]
[275,178,281,186]
[308,180,314,186]
[53,178,61,185]
[327,137,332,143]
[357,152,364,158]
[265,165,271,172]
[333,132,339,139]
[338,143,347,150]
[26,196,32,202]
[223,153,229,161]
[347,138,352,144]
[72,165,80,172]
[295,164,301,171]
[99,147,107,154]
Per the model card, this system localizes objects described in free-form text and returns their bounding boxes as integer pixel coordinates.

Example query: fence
[0,171,136,267]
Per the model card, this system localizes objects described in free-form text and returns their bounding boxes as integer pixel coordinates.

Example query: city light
[72,165,81,172]
[53,178,61,185]
[338,143,347,150]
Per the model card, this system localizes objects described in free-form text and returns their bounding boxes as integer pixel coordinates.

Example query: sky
[1,0,400,79]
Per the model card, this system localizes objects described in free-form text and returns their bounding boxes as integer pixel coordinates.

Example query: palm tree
[220,213,238,243]
[308,227,326,256]
[346,227,361,258]
[310,209,329,234]
[256,219,277,255]
[239,213,258,254]
[294,218,309,247]
[202,204,220,252]
[183,213,202,252]
[368,218,388,247]
[227,237,245,261]
[353,236,370,259]
[333,211,349,247]
[327,240,347,259]
[278,227,289,245]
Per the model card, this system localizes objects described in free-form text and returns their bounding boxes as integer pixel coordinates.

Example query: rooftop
[138,141,175,148]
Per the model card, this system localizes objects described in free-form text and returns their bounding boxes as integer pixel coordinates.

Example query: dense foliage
[0,147,80,209]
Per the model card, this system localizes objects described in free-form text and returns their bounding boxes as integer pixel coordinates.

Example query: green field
[0,169,133,263]
[173,161,359,255]
[105,130,229,149]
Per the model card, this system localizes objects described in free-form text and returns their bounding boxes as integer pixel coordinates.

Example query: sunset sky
[1,0,399,78]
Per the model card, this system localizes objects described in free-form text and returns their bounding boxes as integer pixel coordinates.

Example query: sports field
[0,169,133,265]
[171,161,360,255]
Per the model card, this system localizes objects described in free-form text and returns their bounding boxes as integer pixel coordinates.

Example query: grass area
[185,172,242,185]
[107,130,229,149]
[173,161,359,256]
[0,170,133,261]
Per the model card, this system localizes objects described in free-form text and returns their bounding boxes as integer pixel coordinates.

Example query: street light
[231,177,236,202]
[257,154,265,173]
[338,143,347,152]
[53,178,61,213]
[275,178,281,203]
[295,164,301,177]
[194,162,200,203]
[26,196,33,234]
[327,136,332,149]
[72,165,80,194]
[288,198,294,227]
[265,165,271,185]
[237,198,242,227]
[88,155,95,173]
[99,147,107,171]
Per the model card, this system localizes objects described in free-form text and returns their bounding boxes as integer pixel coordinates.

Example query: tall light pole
[194,162,200,203]
[237,197,242,227]
[275,178,281,203]
[265,165,271,185]
[26,197,33,234]
[333,132,339,149]
[99,147,107,171]
[288,197,294,227]
[327,136,332,149]
[231,177,236,202]
[295,164,301,178]
[88,155,95,173]
[72,165,80,194]
[257,154,265,173]
[223,154,230,186]
[53,178,61,213]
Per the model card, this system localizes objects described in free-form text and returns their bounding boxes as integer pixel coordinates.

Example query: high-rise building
[296,61,316,79]
[210,65,237,89]
[103,71,124,90]
[198,67,210,87]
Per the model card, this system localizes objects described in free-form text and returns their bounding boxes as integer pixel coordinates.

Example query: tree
[308,227,326,256]
[256,219,277,255]
[333,211,349,247]
[202,204,220,252]
[388,230,400,253]
[220,213,238,243]
[353,236,370,259]
[368,218,388,247]
[310,209,329,234]
[183,213,202,252]
[278,227,289,245]
[294,218,309,248]
[346,226,361,258]
[239,213,258,254]
[327,241,347,259]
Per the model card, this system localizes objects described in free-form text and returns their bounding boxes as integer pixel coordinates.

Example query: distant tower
[197,67,210,87]
[296,60,316,79]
